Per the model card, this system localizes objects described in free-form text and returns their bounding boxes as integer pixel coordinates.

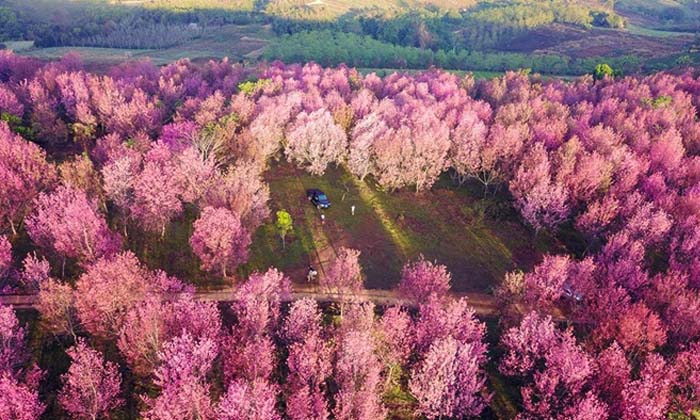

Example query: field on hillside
[14,24,272,67]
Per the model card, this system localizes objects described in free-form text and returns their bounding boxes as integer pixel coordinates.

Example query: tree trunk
[9,218,17,236]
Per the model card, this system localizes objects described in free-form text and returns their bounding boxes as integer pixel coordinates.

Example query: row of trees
[263,30,643,76]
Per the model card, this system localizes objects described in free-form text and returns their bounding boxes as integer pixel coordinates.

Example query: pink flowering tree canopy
[190,206,251,278]
[285,108,347,176]
[398,257,451,302]
[25,185,120,266]
[59,339,123,420]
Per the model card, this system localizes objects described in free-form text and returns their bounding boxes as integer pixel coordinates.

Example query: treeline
[263,30,641,75]
[0,0,266,47]
[271,0,625,51]
[1,0,625,53]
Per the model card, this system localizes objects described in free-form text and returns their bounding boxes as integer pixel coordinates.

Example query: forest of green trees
[263,30,643,75]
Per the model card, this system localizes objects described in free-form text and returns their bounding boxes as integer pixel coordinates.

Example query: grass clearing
[245,161,547,293]
[13,24,272,67]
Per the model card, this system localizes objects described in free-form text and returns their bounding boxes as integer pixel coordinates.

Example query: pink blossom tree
[25,185,120,267]
[0,305,27,377]
[672,342,700,416]
[499,312,605,419]
[59,339,123,420]
[348,112,386,181]
[412,296,486,357]
[143,333,217,420]
[620,354,672,420]
[0,121,57,235]
[409,336,488,419]
[398,258,451,302]
[190,206,251,278]
[373,306,412,390]
[222,269,290,383]
[593,302,667,357]
[285,108,347,176]
[282,299,331,420]
[449,110,490,186]
[217,378,281,420]
[131,143,183,236]
[509,143,570,232]
[118,296,221,378]
[0,374,44,420]
[372,111,450,192]
[320,247,364,295]
[74,251,155,339]
[0,236,11,280]
[174,146,218,205]
[333,329,387,420]
[593,342,630,417]
[37,279,79,340]
[206,162,270,232]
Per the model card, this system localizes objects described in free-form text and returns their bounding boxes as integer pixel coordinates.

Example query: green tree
[593,63,614,81]
[275,209,293,250]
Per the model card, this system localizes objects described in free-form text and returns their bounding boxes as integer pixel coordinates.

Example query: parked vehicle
[306,189,331,209]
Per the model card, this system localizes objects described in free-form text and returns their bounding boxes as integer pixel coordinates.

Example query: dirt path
[292,177,339,286]
[0,287,502,316]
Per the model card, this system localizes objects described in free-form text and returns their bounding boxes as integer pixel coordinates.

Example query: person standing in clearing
[351,205,356,216]
[321,213,326,224]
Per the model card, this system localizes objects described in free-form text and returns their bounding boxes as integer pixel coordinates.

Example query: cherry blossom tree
[285,108,347,176]
[59,339,123,420]
[449,110,490,186]
[131,143,183,236]
[118,296,221,377]
[509,143,570,232]
[0,236,11,280]
[58,154,103,203]
[593,302,667,357]
[620,354,672,420]
[373,306,412,388]
[174,145,218,205]
[282,299,331,420]
[412,296,486,357]
[333,329,387,420]
[37,279,79,340]
[348,112,386,181]
[217,378,281,420]
[206,162,270,231]
[190,206,251,277]
[0,121,57,235]
[25,185,120,267]
[74,251,157,339]
[500,312,605,419]
[409,336,488,419]
[398,258,451,302]
[0,305,27,377]
[0,374,44,420]
[321,247,364,295]
[143,333,217,420]
[222,269,290,383]
[672,342,700,416]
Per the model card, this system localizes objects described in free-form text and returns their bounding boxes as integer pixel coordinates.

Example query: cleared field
[244,162,551,293]
[13,24,272,66]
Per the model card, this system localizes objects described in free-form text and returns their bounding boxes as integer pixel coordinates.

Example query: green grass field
[242,161,549,293]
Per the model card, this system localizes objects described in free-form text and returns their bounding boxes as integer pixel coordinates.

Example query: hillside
[1,0,698,76]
